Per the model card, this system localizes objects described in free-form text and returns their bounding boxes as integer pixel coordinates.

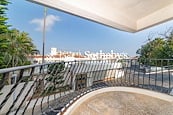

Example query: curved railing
[0,59,173,115]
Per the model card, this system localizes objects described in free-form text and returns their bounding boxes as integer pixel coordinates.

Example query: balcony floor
[43,79,173,115]
[71,91,173,115]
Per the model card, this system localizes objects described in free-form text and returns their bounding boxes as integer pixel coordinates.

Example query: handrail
[0,59,173,115]
[0,63,48,74]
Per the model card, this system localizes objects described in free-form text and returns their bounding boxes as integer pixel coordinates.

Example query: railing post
[148,59,151,88]
[154,59,158,90]
[161,59,163,91]
[132,59,137,86]
[168,59,171,94]
[137,58,140,86]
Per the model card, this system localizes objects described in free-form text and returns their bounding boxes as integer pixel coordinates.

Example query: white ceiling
[28,0,173,32]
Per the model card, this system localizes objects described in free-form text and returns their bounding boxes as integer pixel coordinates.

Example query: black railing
[0,59,173,115]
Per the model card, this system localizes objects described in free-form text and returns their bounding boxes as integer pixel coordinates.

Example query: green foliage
[137,29,173,66]
[0,29,37,68]
[137,30,173,59]
[0,33,9,68]
[0,74,3,95]
[0,0,10,34]
[43,62,66,95]
[0,0,37,68]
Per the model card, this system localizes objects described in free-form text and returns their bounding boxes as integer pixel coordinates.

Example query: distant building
[29,48,129,64]
[50,48,57,56]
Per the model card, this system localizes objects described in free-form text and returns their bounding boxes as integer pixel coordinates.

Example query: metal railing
[0,59,173,115]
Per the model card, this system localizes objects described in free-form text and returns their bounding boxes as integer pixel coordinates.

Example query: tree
[137,28,173,65]
[0,0,10,34]
[0,1,38,68]
[0,29,37,68]
[0,0,10,68]
[0,33,10,68]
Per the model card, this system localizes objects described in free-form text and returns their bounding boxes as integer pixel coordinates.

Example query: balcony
[0,59,173,114]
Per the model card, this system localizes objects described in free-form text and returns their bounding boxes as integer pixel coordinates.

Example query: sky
[7,0,173,56]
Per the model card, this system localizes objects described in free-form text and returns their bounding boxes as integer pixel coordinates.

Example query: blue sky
[7,0,173,56]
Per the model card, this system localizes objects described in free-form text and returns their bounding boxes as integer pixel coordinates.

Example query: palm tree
[0,0,10,34]
[0,33,9,68]
[1,29,36,68]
